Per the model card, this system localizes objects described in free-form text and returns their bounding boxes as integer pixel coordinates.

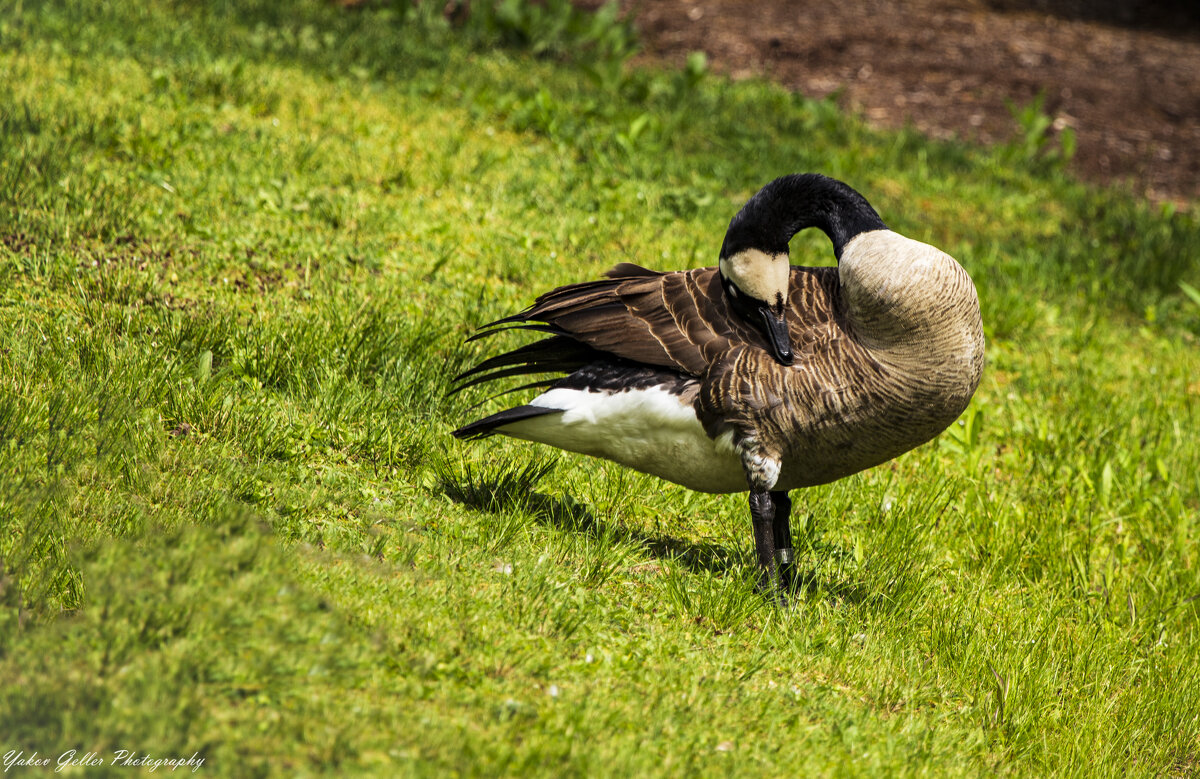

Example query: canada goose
[452,173,984,598]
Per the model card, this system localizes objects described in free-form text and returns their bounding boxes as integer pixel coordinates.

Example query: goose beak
[759,307,794,365]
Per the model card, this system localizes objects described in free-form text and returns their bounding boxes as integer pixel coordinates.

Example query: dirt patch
[596,0,1200,204]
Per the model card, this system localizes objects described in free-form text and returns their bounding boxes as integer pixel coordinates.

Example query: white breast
[496,386,749,494]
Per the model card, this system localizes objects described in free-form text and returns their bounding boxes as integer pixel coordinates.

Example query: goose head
[719,174,888,366]
[718,241,794,365]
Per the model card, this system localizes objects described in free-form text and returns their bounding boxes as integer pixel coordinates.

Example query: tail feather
[465,322,562,343]
[450,335,601,396]
[605,262,662,279]
[455,336,592,382]
[451,263,701,442]
[452,364,570,395]
[462,379,558,413]
[451,404,563,440]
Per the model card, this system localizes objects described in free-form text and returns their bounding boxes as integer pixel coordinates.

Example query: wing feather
[457,264,846,395]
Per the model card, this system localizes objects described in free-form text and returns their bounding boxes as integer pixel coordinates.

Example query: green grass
[1,0,1199,775]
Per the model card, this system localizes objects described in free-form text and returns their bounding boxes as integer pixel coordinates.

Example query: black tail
[451,404,563,441]
[449,335,599,395]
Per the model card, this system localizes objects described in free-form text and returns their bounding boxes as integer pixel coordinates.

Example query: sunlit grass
[0,0,1197,775]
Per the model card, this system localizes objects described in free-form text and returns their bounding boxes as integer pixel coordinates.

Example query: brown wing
[470,265,741,378]
[455,263,845,391]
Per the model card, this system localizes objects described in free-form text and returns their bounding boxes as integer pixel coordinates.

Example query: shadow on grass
[437,455,734,574]
[435,453,880,606]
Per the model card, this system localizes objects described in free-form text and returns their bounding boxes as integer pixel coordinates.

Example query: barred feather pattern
[455,230,984,494]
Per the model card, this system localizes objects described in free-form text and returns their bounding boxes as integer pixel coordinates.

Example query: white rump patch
[495,386,749,494]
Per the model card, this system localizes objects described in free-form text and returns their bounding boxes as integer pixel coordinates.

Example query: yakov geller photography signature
[3,750,205,773]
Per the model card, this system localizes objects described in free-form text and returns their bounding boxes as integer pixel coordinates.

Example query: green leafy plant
[459,0,636,67]
[1180,280,1200,309]
[1004,92,1077,169]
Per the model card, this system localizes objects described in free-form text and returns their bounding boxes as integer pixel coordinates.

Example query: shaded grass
[0,0,1197,775]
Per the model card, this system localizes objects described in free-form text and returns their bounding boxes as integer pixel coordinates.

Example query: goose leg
[770,490,795,593]
[749,489,785,604]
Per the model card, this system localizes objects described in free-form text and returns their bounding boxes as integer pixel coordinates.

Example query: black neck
[720,174,887,260]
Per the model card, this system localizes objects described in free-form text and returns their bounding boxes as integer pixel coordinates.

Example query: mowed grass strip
[0,1,1198,775]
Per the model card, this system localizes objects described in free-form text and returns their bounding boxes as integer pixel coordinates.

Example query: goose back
[456,240,983,495]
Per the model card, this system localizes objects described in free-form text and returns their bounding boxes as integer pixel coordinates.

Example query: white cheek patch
[720,249,790,305]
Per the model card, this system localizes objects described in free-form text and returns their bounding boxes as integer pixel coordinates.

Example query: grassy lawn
[1,0,1198,775]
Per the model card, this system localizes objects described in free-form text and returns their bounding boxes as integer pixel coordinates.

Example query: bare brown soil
[596,0,1200,204]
